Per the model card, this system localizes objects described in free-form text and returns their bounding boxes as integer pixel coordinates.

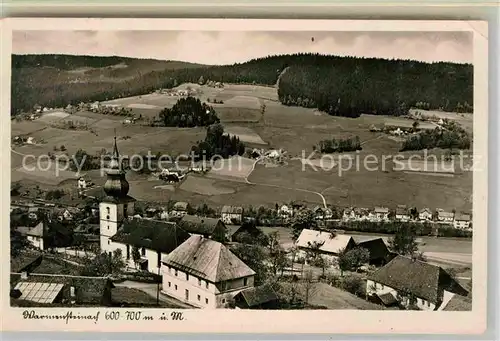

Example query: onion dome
[103,136,130,198]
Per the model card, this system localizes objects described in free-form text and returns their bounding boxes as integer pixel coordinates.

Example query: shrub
[340,275,366,298]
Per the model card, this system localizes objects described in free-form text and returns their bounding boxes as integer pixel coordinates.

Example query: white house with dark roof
[161,235,256,309]
[17,222,45,250]
[220,205,243,225]
[171,201,188,217]
[366,256,468,311]
[369,207,390,222]
[419,208,433,221]
[436,209,454,224]
[395,205,410,222]
[453,213,471,230]
[295,229,357,263]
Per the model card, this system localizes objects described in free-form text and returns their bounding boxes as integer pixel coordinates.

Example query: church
[99,137,190,273]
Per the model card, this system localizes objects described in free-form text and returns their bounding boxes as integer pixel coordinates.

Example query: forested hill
[11,53,473,116]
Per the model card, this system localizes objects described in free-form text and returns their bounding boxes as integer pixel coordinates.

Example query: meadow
[11,83,473,212]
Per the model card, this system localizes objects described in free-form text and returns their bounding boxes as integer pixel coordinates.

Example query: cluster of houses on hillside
[342,205,471,230]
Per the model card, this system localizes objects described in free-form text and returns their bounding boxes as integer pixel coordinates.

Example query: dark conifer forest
[11,53,473,117]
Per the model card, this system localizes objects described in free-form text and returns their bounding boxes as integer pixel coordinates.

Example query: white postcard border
[0,18,489,334]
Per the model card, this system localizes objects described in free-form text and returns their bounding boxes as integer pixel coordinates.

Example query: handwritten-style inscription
[22,310,186,325]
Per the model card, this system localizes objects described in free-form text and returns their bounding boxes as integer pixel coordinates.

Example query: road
[114,280,195,309]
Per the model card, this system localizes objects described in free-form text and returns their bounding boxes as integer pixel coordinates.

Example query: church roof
[103,136,131,198]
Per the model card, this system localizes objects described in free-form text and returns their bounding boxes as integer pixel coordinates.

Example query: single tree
[290,208,317,241]
[132,246,141,269]
[335,247,370,276]
[388,225,419,256]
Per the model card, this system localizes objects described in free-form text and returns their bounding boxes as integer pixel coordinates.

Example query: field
[207,156,256,180]
[11,83,473,212]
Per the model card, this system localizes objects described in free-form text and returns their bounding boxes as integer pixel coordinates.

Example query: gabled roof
[395,205,408,215]
[111,218,190,253]
[454,213,471,222]
[368,256,468,304]
[10,273,114,304]
[355,238,390,260]
[419,208,432,214]
[296,229,355,255]
[236,284,278,307]
[221,206,243,214]
[173,202,188,210]
[26,222,44,237]
[374,207,389,214]
[438,211,454,218]
[178,215,224,236]
[162,235,255,283]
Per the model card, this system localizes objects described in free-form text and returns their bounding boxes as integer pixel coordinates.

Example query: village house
[171,201,188,217]
[366,256,469,310]
[161,235,256,309]
[10,273,115,307]
[295,229,357,263]
[342,207,356,222]
[221,205,244,225]
[369,207,390,222]
[352,237,394,266]
[395,205,411,222]
[277,204,293,218]
[453,212,472,230]
[109,218,191,273]
[436,209,455,224]
[353,207,370,221]
[177,215,227,242]
[233,284,279,310]
[16,222,45,250]
[312,206,333,220]
[419,208,433,222]
[77,177,87,191]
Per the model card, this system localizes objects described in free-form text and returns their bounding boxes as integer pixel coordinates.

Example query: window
[222,299,226,304]
[106,207,110,214]
[107,215,110,220]
[107,225,109,230]
[198,278,201,286]
[107,240,110,245]
[205,298,208,304]
[126,245,130,259]
[168,282,171,287]
[186,273,189,281]
[70,286,76,297]
[175,284,177,290]
[205,281,209,289]
[243,278,248,286]
[141,247,146,256]
[381,284,384,290]
[197,294,201,301]
[175,269,178,277]
[427,301,430,307]
[185,289,189,300]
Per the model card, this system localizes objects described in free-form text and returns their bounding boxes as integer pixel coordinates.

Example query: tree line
[11,53,473,117]
[316,136,362,153]
[400,121,472,151]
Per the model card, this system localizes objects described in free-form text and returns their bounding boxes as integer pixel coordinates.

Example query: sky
[12,30,472,65]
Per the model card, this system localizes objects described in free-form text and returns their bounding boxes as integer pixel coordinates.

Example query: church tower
[99,136,136,253]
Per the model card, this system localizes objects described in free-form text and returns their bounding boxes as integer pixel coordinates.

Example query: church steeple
[103,133,130,198]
